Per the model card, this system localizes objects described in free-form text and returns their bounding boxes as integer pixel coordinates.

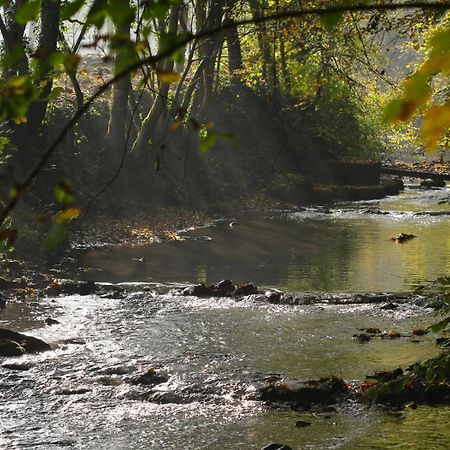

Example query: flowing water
[1,186,450,449]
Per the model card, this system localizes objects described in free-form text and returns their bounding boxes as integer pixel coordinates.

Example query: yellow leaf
[7,75,28,88]
[403,74,430,103]
[420,103,450,151]
[170,119,182,131]
[54,207,81,224]
[421,54,450,76]
[135,41,147,52]
[157,71,181,84]
[13,116,27,125]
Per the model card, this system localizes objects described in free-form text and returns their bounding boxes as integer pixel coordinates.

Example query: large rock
[0,328,51,356]
[44,279,97,296]
[260,376,348,407]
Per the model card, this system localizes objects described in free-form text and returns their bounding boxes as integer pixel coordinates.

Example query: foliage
[384,13,450,152]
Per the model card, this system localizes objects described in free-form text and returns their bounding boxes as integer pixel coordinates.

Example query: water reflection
[76,187,450,292]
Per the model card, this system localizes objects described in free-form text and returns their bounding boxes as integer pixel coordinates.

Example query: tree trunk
[106,17,133,160]
[224,17,243,85]
[2,0,29,76]
[26,0,61,135]
[131,4,180,156]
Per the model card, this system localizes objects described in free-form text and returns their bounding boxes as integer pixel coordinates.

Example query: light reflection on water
[2,187,450,449]
[0,292,447,449]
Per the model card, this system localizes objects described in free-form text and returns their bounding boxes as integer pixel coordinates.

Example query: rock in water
[0,328,51,356]
[129,368,169,386]
[295,420,312,428]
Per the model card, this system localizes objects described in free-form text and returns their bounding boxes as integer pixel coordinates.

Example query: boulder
[260,376,348,407]
[44,279,98,296]
[0,328,51,356]
[235,283,259,296]
[216,279,235,295]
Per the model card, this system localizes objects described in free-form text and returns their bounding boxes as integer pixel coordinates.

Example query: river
[1,185,449,449]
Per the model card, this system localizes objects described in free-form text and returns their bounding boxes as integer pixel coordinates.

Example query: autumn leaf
[157,71,181,84]
[54,207,81,224]
[420,103,450,151]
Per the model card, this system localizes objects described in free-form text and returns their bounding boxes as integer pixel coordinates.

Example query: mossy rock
[0,329,51,356]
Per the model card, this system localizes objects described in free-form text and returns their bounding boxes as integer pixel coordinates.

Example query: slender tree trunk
[224,17,243,85]
[131,4,180,156]
[2,0,29,76]
[27,0,61,133]
[106,17,133,160]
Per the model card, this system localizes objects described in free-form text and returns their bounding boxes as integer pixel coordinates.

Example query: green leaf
[43,223,67,250]
[47,87,64,103]
[108,0,135,26]
[15,0,41,25]
[321,12,342,30]
[86,0,108,28]
[429,317,450,333]
[159,33,186,64]
[199,130,217,153]
[429,28,450,55]
[61,0,86,21]
[142,0,172,20]
[54,179,74,205]
[49,51,65,70]
[383,99,404,123]
[63,53,80,75]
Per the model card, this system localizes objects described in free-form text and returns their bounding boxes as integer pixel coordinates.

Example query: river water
[1,186,450,449]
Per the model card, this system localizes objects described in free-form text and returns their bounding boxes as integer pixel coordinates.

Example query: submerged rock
[353,333,371,343]
[295,420,312,428]
[2,362,34,371]
[0,328,51,356]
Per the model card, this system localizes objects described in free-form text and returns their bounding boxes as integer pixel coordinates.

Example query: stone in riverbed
[0,328,51,356]
[216,279,235,295]
[259,376,348,407]
[235,283,259,296]
[353,333,371,343]
[295,420,312,428]
[45,317,60,326]
[44,279,98,296]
